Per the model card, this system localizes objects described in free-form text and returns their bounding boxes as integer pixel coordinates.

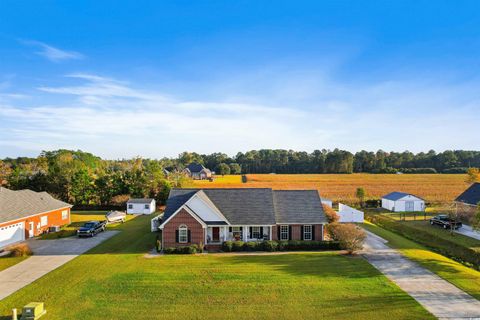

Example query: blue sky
[1,1,479,159]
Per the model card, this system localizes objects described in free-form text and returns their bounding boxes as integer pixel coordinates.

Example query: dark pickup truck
[430,215,462,230]
[77,220,107,237]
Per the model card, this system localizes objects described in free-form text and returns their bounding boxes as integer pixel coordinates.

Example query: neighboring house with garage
[126,198,156,214]
[455,182,480,214]
[381,192,425,212]
[158,188,327,250]
[183,163,212,180]
[0,187,72,248]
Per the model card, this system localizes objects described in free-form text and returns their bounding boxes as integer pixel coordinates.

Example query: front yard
[0,215,434,320]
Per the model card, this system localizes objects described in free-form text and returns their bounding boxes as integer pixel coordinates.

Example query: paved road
[456,224,480,241]
[362,231,480,320]
[0,231,119,301]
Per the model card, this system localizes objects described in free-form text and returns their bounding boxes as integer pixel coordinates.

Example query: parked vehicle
[77,221,107,237]
[430,215,462,230]
[105,210,126,223]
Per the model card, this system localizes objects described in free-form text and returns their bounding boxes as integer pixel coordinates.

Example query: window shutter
[277,226,280,240]
[175,230,179,243]
[288,226,292,240]
[260,227,263,239]
[312,225,316,241]
[188,230,191,243]
[249,227,252,239]
[229,227,232,233]
[301,226,304,240]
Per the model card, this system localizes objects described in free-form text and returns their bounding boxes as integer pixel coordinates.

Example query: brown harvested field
[191,174,469,204]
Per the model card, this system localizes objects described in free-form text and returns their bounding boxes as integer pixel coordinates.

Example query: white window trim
[303,225,312,241]
[144,204,150,209]
[251,226,261,239]
[40,216,48,227]
[62,210,68,220]
[232,226,243,240]
[178,224,188,243]
[280,225,289,241]
[128,204,133,209]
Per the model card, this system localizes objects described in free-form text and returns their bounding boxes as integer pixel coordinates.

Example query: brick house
[159,188,327,250]
[183,163,212,180]
[0,187,72,248]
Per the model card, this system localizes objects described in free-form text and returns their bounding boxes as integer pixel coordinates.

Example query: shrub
[232,241,245,252]
[277,240,289,251]
[163,245,198,254]
[263,240,278,252]
[222,241,234,252]
[163,247,175,254]
[442,167,468,174]
[244,241,258,252]
[7,243,33,257]
[329,223,366,254]
[323,204,339,223]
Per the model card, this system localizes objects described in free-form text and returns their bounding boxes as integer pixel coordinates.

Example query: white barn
[126,198,156,215]
[381,192,425,212]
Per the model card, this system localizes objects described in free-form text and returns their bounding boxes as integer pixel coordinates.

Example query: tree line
[1,148,479,207]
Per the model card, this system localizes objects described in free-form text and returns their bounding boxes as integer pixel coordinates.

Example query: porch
[206,226,272,245]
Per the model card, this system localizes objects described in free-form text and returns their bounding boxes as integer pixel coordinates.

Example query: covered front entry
[206,226,272,247]
[0,222,25,248]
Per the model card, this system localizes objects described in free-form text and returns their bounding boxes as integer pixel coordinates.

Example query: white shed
[381,192,425,212]
[127,198,156,215]
[338,204,364,223]
[321,198,333,208]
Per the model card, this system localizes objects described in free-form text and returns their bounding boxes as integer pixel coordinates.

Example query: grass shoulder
[363,221,480,300]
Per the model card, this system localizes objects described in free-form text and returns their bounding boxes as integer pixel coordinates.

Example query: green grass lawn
[0,216,434,320]
[363,221,480,300]
[0,256,28,272]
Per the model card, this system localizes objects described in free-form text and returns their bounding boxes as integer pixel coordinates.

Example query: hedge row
[366,214,480,269]
[222,240,340,252]
[164,244,203,254]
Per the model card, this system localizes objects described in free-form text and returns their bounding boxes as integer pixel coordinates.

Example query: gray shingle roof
[382,191,422,201]
[456,183,480,206]
[164,188,326,225]
[186,163,209,173]
[127,198,155,204]
[273,190,327,224]
[0,187,72,224]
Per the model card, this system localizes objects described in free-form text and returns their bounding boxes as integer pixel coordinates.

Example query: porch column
[243,226,248,241]
[269,226,272,240]
[223,226,228,241]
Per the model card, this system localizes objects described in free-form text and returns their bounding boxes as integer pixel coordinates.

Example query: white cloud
[1,72,479,159]
[20,40,84,62]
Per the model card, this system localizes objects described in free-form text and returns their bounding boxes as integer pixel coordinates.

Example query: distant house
[0,187,72,248]
[126,198,156,215]
[158,188,327,250]
[183,163,212,180]
[338,204,364,223]
[455,182,480,208]
[381,192,425,212]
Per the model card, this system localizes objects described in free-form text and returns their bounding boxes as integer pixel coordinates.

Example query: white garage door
[0,222,25,248]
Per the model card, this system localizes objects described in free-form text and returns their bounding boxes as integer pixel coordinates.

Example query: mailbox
[20,302,46,320]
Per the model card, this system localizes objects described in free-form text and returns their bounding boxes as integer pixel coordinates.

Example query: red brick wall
[162,208,205,248]
[274,224,324,241]
[0,207,71,238]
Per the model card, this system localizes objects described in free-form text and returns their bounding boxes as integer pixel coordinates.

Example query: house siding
[162,208,205,248]
[274,224,324,241]
[0,207,71,240]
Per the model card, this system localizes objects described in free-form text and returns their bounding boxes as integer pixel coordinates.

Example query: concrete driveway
[456,224,480,241]
[0,231,119,301]
[362,231,480,320]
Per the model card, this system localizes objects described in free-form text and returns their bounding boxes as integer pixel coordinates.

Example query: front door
[28,222,34,238]
[212,227,220,242]
[405,201,414,211]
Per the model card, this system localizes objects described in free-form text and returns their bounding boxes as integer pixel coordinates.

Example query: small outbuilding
[321,198,333,208]
[337,203,364,223]
[126,198,156,215]
[381,192,425,212]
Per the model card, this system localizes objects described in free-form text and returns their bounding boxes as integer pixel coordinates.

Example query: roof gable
[186,163,208,173]
[184,191,229,223]
[456,183,480,206]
